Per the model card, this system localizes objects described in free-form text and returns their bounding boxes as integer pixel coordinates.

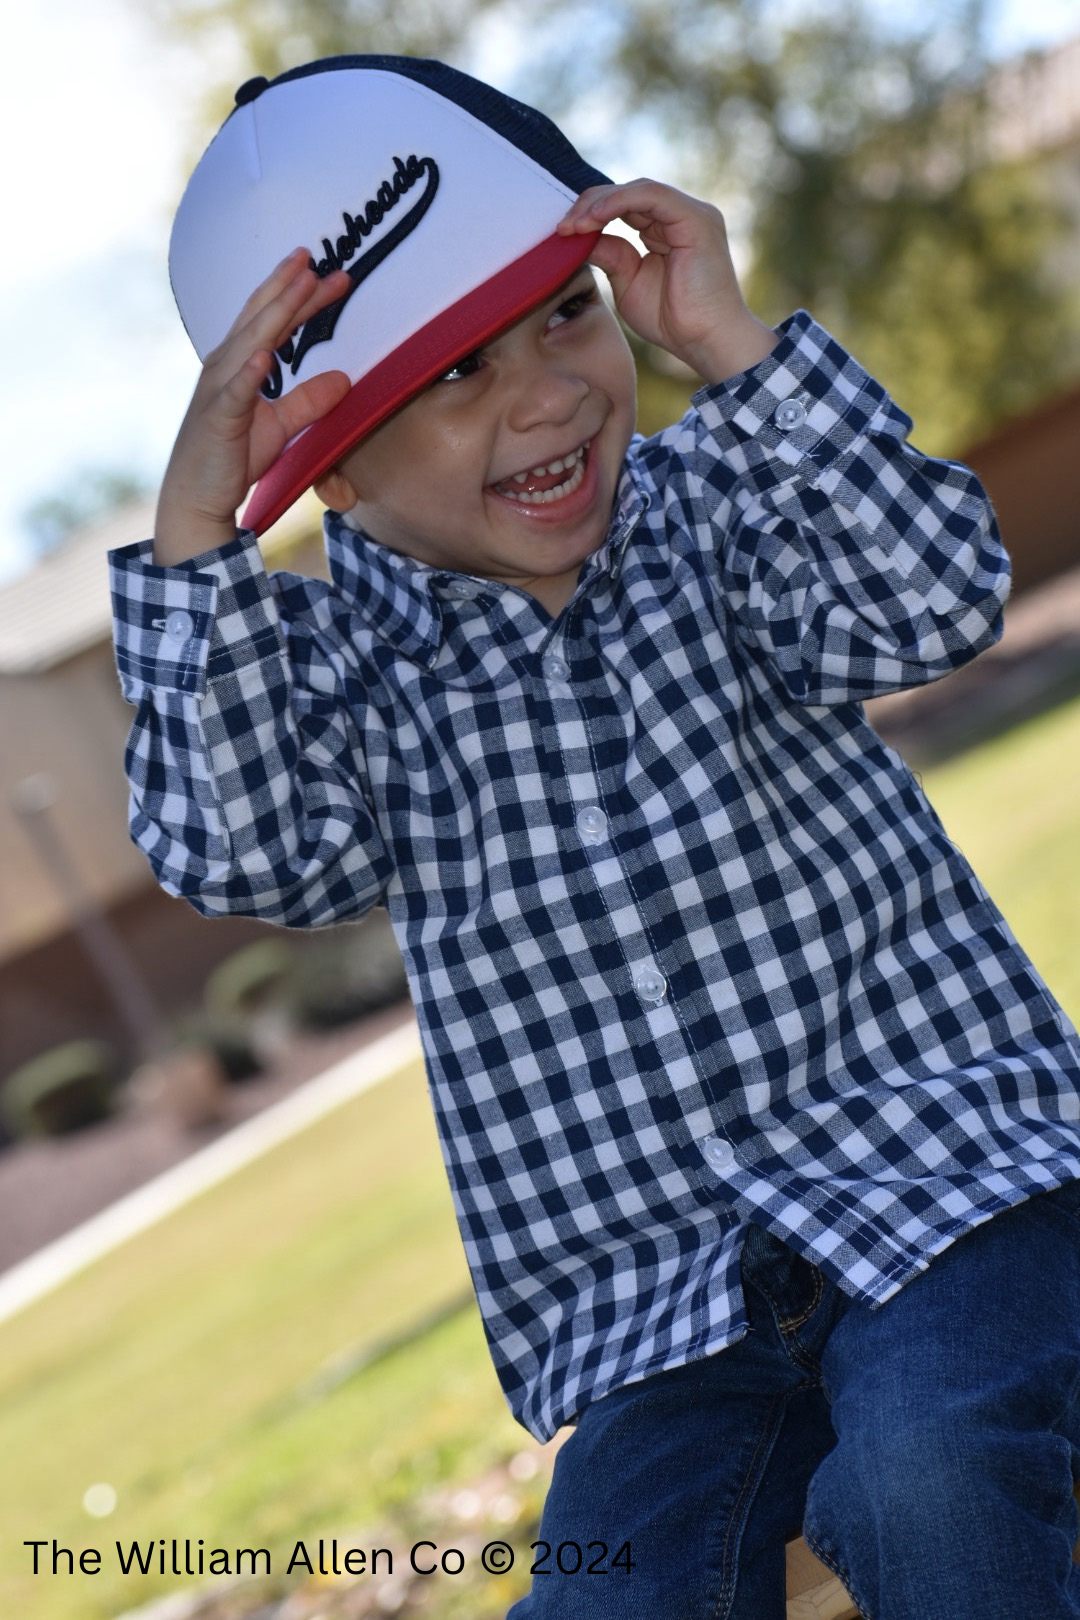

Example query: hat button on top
[234,76,269,106]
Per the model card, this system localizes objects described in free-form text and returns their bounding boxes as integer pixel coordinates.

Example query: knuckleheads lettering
[310,154,436,277]
[262,154,440,398]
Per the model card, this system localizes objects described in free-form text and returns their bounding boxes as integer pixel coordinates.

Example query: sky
[1,0,1078,583]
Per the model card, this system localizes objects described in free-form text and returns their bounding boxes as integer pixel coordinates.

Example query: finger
[211,348,279,429]
[216,258,350,369]
[292,266,353,328]
[561,181,714,251]
[559,179,677,227]
[587,233,643,306]
[235,265,333,359]
[245,368,352,485]
[230,247,315,329]
[557,183,625,234]
[274,369,352,442]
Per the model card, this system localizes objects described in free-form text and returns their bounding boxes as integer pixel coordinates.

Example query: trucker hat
[168,55,610,534]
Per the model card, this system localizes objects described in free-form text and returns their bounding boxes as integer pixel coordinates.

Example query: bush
[289,911,409,1030]
[170,1012,264,1083]
[1,1039,117,1138]
[202,940,294,1019]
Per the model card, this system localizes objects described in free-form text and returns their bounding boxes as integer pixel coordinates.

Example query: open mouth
[490,441,591,505]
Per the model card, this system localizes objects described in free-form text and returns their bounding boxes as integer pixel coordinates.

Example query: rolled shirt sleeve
[680,311,1010,705]
[109,530,394,925]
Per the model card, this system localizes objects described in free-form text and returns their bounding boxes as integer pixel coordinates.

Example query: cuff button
[164,610,196,644]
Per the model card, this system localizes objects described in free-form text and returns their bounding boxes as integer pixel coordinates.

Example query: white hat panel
[169,69,580,392]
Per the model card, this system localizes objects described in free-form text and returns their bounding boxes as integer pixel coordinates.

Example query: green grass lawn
[919,690,1080,1028]
[1,692,1078,1620]
[0,1061,541,1620]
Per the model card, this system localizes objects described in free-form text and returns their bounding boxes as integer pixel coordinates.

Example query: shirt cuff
[109,529,280,700]
[690,310,912,488]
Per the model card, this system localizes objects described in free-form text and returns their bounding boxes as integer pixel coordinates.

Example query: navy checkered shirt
[111,312,1080,1440]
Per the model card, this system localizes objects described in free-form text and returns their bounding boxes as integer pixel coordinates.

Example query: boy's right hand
[154,249,352,566]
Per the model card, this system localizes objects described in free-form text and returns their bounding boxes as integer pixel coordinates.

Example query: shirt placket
[538,615,738,1183]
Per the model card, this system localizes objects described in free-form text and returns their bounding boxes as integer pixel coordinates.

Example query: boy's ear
[312,465,360,514]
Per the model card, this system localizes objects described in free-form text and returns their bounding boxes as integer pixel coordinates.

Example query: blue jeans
[507,1182,1080,1619]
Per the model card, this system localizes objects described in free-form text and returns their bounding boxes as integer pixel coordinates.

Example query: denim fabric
[508,1184,1080,1619]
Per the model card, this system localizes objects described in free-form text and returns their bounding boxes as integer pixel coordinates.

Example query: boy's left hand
[557,179,779,385]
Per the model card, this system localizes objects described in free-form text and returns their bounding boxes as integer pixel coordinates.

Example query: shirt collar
[324,512,444,662]
[321,452,650,656]
[587,450,650,585]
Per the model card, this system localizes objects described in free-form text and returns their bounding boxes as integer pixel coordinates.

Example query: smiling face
[313,271,637,616]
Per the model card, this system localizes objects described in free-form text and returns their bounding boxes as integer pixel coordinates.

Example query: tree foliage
[23,469,152,558]
[144,0,499,132]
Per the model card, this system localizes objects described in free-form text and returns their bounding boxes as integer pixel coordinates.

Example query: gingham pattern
[111,312,1080,1440]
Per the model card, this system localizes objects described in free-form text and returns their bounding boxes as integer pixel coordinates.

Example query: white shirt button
[164,610,195,644]
[576,805,608,844]
[702,1135,736,1171]
[774,398,808,431]
[543,653,570,682]
[633,966,667,1005]
[442,580,479,600]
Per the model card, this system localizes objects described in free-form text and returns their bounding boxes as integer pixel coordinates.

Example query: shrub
[202,940,294,1019]
[290,911,409,1030]
[1,1039,116,1137]
[170,1012,263,1083]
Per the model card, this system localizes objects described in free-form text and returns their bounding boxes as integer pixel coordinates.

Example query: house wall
[0,639,147,965]
[965,385,1080,597]
[0,521,343,1080]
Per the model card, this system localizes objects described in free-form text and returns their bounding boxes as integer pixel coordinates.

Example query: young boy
[111,56,1080,1618]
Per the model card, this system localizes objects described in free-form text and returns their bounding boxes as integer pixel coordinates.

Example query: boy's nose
[504,356,590,434]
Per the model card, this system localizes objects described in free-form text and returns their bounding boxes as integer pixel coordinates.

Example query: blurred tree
[23,469,152,558]
[143,0,501,131]
[525,0,1079,451]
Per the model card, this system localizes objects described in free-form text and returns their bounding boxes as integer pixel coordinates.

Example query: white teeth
[497,441,590,503]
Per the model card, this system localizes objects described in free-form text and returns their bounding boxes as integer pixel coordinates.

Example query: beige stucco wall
[0,640,149,964]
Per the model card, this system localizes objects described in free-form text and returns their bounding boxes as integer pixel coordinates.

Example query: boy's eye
[547,285,598,328]
[433,282,597,385]
[438,351,483,383]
